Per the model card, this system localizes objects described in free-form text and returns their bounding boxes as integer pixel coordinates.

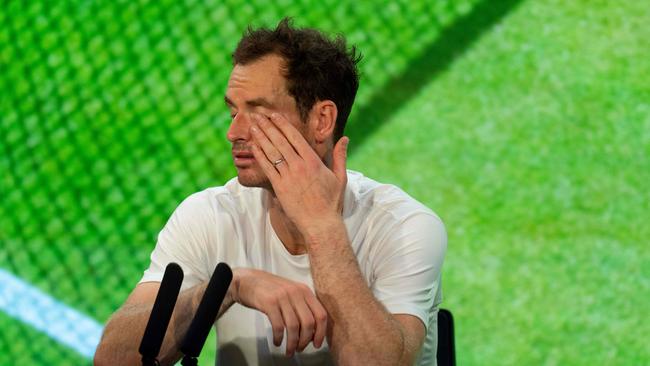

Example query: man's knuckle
[304,319,315,332]
[316,312,327,323]
[279,285,293,296]
[286,320,299,330]
[262,295,280,308]
[292,164,305,175]
[288,286,303,297]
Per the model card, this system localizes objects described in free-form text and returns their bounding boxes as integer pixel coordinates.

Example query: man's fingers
[251,124,284,164]
[291,296,316,352]
[265,306,285,348]
[251,143,281,181]
[304,294,328,349]
[331,136,349,184]
[243,270,328,355]
[269,113,317,159]
[255,114,300,165]
[279,297,300,357]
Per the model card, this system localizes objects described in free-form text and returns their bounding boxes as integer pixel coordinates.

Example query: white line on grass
[0,268,103,359]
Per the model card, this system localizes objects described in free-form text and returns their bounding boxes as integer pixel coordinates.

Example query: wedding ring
[272,158,285,166]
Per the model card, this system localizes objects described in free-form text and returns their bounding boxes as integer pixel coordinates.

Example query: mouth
[232,151,256,166]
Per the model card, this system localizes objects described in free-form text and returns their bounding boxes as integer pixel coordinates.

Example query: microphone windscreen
[138,262,184,359]
[180,262,233,357]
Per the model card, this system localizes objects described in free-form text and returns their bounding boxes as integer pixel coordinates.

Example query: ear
[310,100,338,143]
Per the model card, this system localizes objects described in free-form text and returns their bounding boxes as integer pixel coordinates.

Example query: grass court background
[1,0,648,364]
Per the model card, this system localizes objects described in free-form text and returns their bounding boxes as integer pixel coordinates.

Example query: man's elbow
[93,332,137,366]
[93,342,111,366]
[93,342,140,366]
[397,349,419,366]
[337,345,414,366]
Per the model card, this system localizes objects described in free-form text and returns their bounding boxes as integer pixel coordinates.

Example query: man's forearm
[305,218,411,366]
[95,282,235,366]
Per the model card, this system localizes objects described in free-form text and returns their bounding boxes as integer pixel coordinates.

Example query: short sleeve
[371,212,447,331]
[140,190,217,290]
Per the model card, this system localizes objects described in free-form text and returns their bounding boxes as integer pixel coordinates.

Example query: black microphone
[138,262,184,366]
[180,262,233,366]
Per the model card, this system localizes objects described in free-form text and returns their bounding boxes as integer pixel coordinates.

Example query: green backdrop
[1,0,648,365]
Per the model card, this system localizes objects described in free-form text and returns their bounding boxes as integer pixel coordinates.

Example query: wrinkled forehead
[227,55,289,97]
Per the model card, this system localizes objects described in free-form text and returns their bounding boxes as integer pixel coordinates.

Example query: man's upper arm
[140,190,218,289]
[372,212,447,327]
[124,282,161,306]
[370,211,447,362]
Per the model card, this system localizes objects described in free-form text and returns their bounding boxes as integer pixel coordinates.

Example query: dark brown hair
[232,18,362,141]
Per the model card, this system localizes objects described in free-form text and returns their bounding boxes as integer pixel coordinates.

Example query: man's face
[225,54,312,188]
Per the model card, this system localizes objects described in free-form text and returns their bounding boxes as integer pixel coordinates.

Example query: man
[95,18,446,366]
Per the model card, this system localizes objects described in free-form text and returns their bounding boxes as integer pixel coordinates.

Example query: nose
[226,113,251,143]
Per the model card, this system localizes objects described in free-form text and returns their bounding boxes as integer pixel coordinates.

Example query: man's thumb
[332,136,349,181]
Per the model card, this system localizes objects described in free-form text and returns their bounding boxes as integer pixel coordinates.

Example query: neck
[267,193,307,255]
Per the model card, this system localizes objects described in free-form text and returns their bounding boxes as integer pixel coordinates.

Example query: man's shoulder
[347,170,439,223]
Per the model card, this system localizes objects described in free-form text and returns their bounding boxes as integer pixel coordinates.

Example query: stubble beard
[236,167,272,190]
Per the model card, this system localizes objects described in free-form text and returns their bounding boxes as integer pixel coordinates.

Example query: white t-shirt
[141,170,447,366]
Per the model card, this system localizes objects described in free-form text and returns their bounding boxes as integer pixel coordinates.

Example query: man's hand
[249,112,349,236]
[231,268,328,357]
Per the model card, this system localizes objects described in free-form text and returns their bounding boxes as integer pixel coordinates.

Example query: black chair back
[436,308,456,366]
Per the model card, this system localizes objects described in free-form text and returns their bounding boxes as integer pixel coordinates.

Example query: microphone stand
[138,262,184,366]
[141,356,161,366]
[180,262,233,365]
[180,356,198,366]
